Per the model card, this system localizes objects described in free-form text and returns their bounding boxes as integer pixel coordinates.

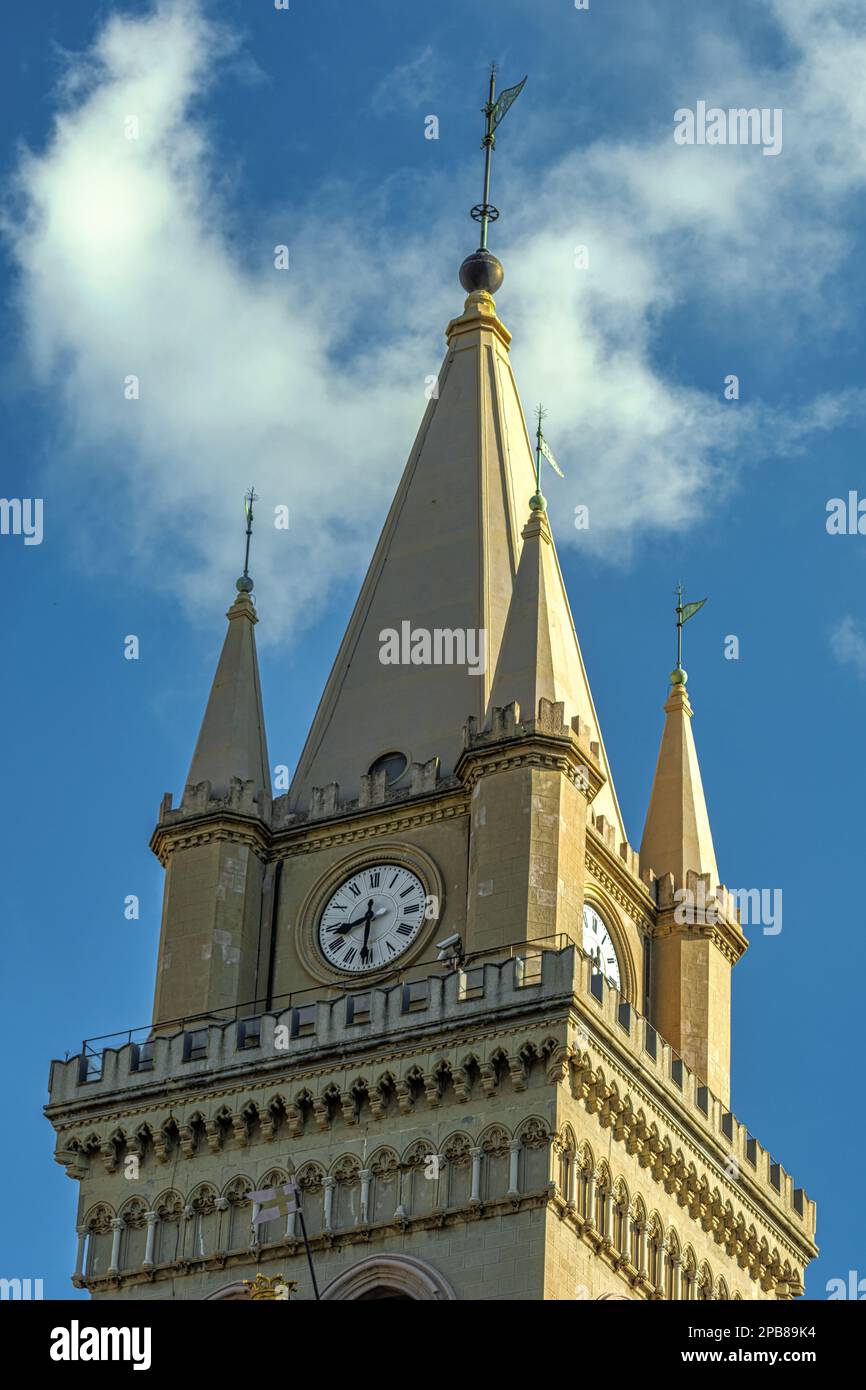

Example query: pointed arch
[321,1254,457,1301]
[368,1146,400,1224]
[153,1189,184,1265]
[479,1123,511,1202]
[118,1195,149,1272]
[331,1153,362,1230]
[83,1203,114,1280]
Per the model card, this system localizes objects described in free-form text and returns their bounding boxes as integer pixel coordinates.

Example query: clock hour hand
[332,905,388,936]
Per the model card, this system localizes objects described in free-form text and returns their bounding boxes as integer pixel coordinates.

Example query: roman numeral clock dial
[582,903,622,992]
[318,865,427,974]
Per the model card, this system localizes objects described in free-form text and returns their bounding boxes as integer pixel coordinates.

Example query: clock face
[318,864,428,973]
[583,904,621,991]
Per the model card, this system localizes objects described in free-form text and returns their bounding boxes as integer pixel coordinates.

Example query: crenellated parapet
[457,698,605,801]
[648,868,747,966]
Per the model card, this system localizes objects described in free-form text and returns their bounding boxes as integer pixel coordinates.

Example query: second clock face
[582,903,622,991]
[318,864,427,974]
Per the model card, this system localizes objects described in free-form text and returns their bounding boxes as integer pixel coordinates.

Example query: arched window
[119,1199,148,1272]
[154,1192,183,1264]
[187,1185,219,1260]
[369,1148,399,1223]
[321,1254,456,1301]
[84,1205,113,1279]
[331,1156,362,1229]
[367,752,408,785]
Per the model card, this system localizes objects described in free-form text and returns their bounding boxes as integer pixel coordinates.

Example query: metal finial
[237,486,258,593]
[459,67,527,296]
[530,404,565,510]
[673,583,708,685]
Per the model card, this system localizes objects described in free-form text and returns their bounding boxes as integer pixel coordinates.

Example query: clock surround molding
[294,841,446,987]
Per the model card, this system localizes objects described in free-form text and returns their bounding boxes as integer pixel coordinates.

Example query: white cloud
[830,616,866,679]
[6,0,866,637]
[371,45,442,115]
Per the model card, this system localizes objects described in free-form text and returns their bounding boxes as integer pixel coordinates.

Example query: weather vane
[673,582,707,684]
[459,65,527,297]
[530,405,565,510]
[237,486,258,594]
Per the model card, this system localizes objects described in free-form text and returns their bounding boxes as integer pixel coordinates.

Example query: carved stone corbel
[340,1091,358,1125]
[312,1097,330,1132]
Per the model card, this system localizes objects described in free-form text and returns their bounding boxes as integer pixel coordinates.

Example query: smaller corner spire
[640,588,717,888]
[459,66,527,300]
[184,491,270,806]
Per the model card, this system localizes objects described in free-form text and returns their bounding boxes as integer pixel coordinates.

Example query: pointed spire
[488,497,626,839]
[287,287,537,812]
[640,668,719,888]
[184,499,270,808]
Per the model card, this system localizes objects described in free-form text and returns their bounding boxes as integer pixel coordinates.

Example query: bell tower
[45,75,817,1303]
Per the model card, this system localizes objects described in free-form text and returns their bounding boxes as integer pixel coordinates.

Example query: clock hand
[360,900,375,963]
[333,906,389,935]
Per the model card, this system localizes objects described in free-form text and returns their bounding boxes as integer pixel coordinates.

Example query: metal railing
[77,933,576,1059]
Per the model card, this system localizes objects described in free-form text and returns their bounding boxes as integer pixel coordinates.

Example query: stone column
[603,1189,614,1245]
[507,1139,521,1198]
[469,1147,483,1204]
[142,1212,159,1270]
[585,1169,598,1231]
[359,1170,372,1225]
[73,1226,88,1283]
[323,1176,336,1233]
[108,1218,124,1275]
[394,1165,409,1220]
[638,1223,649,1280]
[566,1153,577,1211]
[672,1255,683,1301]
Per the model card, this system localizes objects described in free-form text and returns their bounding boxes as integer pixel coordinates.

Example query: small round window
[368,751,408,784]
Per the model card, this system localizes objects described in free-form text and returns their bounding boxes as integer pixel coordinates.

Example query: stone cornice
[456,737,604,800]
[653,909,747,967]
[150,814,270,867]
[272,788,469,859]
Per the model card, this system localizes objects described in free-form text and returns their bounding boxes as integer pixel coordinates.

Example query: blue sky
[2,0,865,1299]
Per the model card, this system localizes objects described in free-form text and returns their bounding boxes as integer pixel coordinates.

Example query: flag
[679,598,707,624]
[490,76,527,131]
[539,434,565,478]
[250,1182,298,1226]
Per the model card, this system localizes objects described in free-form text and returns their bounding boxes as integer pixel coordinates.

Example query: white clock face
[318,865,427,973]
[583,904,621,991]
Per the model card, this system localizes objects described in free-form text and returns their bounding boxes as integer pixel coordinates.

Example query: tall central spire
[288,76,625,842]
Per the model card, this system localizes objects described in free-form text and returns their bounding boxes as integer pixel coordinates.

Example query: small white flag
[250,1182,298,1225]
[539,434,564,477]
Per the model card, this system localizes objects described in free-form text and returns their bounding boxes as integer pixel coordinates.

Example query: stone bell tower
[45,91,817,1299]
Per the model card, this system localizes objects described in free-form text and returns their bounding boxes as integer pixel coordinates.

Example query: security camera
[436,933,465,969]
[436,933,462,953]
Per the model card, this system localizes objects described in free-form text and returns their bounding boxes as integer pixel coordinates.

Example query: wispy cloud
[371,45,442,115]
[830,616,866,679]
[5,0,866,638]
